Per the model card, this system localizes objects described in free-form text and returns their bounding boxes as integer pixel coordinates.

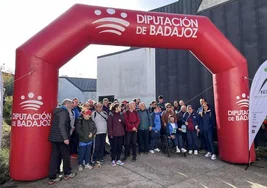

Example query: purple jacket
[108,112,125,137]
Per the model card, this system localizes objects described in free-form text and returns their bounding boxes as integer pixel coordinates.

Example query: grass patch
[0,148,10,185]
[1,121,11,185]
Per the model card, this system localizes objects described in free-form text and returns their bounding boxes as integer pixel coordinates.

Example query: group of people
[48,95,217,184]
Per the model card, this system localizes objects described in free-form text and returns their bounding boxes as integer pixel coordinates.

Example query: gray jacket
[92,111,108,134]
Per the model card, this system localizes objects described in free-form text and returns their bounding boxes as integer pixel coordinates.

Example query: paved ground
[8,151,267,188]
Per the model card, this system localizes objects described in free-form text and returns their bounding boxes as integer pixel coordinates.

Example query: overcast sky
[0,0,178,78]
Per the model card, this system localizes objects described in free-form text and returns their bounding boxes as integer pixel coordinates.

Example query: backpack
[93,111,108,121]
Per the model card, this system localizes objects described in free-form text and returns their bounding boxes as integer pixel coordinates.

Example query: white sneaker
[205,152,212,158]
[85,164,93,169]
[181,148,187,153]
[194,150,198,155]
[149,150,155,154]
[176,147,181,153]
[154,148,160,152]
[78,165,83,172]
[188,150,193,154]
[211,154,216,160]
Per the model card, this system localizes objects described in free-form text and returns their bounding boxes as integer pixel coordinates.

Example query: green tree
[3,96,12,125]
[2,72,14,96]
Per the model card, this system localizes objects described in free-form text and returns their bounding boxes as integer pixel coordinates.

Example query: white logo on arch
[236,93,249,108]
[20,92,43,111]
[92,8,130,36]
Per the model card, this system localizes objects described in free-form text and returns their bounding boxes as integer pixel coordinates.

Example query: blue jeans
[150,130,160,150]
[78,143,92,165]
[175,133,184,149]
[203,130,215,154]
[187,131,198,150]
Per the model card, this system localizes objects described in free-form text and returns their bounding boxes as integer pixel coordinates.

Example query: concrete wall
[58,78,96,103]
[197,0,230,12]
[97,48,156,106]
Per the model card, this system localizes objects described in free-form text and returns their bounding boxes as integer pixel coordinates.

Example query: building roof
[60,77,97,92]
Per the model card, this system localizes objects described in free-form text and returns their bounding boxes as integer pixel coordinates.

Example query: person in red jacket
[122,101,140,162]
[108,103,125,167]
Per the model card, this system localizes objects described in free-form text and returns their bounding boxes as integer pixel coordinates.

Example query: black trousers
[138,130,149,153]
[93,133,106,161]
[111,136,124,161]
[70,130,78,154]
[49,142,71,179]
[125,132,137,158]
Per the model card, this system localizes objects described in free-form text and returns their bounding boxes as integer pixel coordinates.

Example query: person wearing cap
[76,110,97,171]
[48,99,77,184]
[149,100,157,113]
[121,100,128,112]
[157,95,166,111]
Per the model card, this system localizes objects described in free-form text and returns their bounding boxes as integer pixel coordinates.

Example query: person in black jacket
[76,110,97,171]
[48,99,77,185]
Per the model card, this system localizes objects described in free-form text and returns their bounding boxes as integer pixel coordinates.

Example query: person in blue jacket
[149,106,162,154]
[199,103,216,160]
[167,115,187,153]
[182,105,200,155]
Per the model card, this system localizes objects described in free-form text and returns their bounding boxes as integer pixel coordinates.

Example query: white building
[97,48,155,106]
[58,77,97,103]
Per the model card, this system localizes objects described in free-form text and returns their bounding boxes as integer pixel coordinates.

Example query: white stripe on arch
[99,30,122,35]
[96,24,125,32]
[92,17,130,27]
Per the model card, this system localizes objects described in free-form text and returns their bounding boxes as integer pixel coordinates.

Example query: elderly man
[88,99,95,112]
[92,102,108,164]
[137,103,152,154]
[102,98,110,114]
[70,98,81,159]
[122,101,140,162]
[48,99,77,184]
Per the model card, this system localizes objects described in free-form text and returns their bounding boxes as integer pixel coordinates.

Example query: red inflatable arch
[10,4,255,180]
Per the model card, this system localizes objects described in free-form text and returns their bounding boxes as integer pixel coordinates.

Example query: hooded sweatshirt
[91,111,108,134]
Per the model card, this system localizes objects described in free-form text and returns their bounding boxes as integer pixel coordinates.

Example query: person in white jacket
[91,102,108,164]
